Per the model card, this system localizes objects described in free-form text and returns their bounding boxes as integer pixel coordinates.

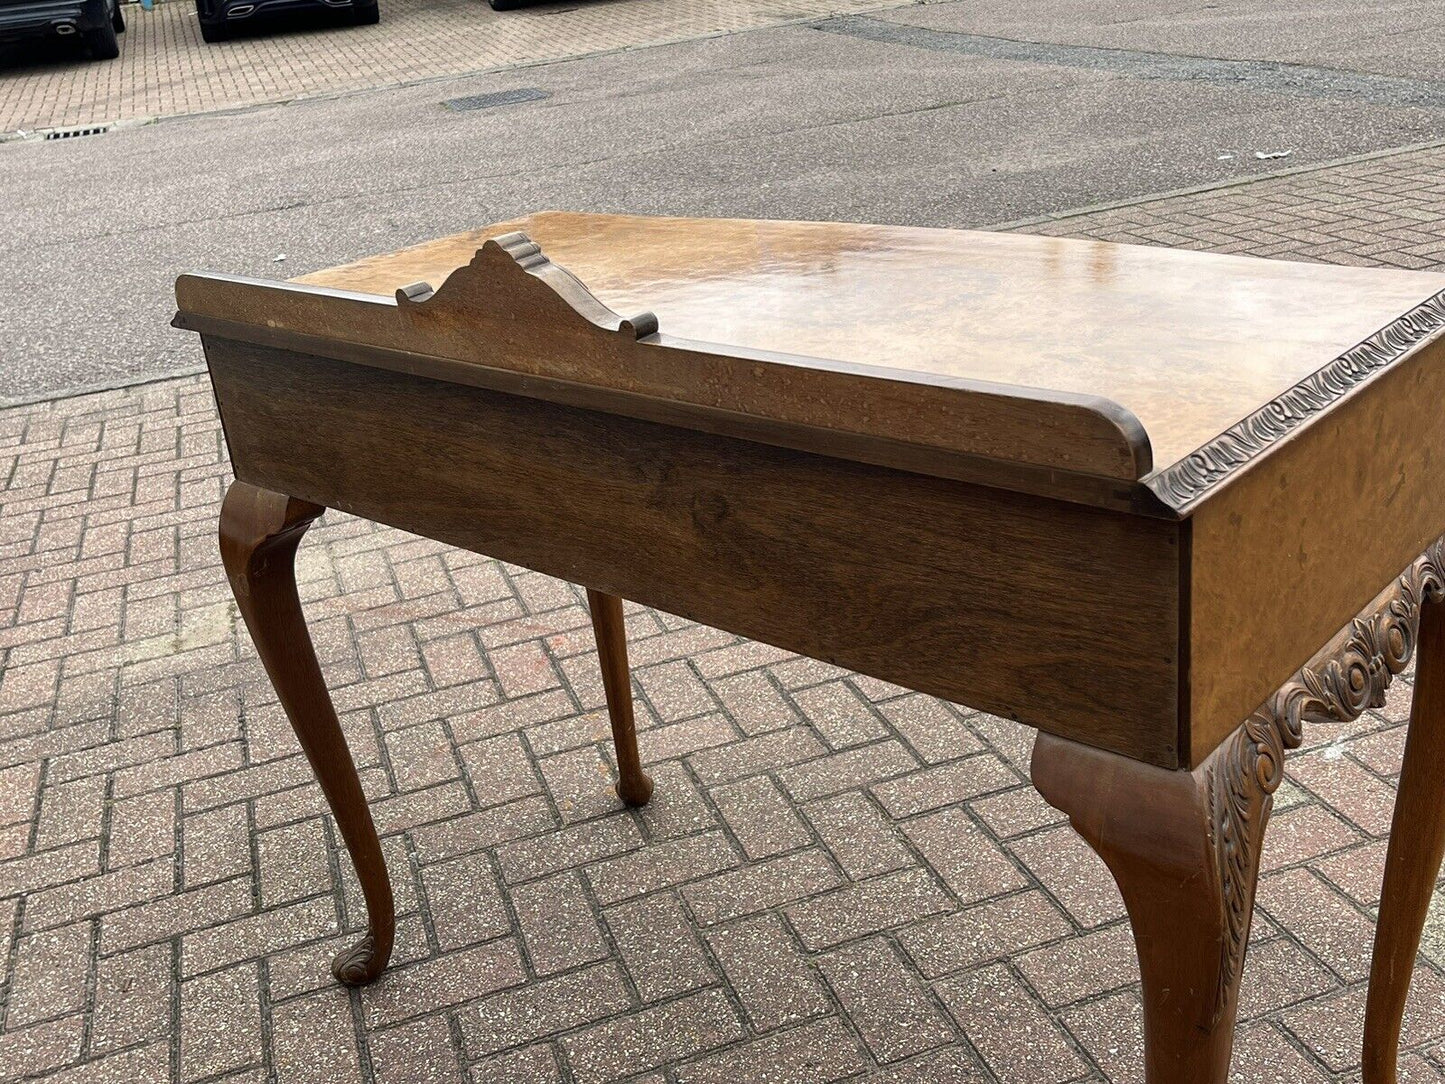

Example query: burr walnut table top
[291,212,1445,482]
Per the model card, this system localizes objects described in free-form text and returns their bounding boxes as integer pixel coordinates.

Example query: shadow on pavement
[0,35,98,72]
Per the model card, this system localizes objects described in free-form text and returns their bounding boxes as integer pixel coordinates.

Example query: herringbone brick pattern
[4,144,1445,1083]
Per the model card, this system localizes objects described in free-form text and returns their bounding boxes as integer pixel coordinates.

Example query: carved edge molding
[1206,536,1445,1013]
[393,231,661,340]
[1148,290,1445,510]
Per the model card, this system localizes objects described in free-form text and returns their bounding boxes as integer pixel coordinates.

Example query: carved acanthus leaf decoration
[1207,537,1445,1012]
[1150,291,1445,510]
[331,932,378,986]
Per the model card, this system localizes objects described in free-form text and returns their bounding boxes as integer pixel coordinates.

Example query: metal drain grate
[443,87,549,112]
[44,124,111,140]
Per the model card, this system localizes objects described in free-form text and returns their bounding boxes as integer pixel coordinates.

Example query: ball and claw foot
[331,932,385,986]
[618,771,654,809]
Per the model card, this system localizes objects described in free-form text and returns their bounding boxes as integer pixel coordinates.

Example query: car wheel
[488,0,527,9]
[351,0,378,23]
[112,2,125,31]
[198,17,229,40]
[85,16,120,57]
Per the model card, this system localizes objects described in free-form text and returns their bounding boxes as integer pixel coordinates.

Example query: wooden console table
[175,213,1445,1083]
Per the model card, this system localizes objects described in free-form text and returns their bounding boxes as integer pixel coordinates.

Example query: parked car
[0,0,124,59]
[194,0,376,42]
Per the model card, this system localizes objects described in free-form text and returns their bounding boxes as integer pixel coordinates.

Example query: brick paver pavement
[0,0,920,135]
[4,141,1445,1084]
[1008,140,1445,272]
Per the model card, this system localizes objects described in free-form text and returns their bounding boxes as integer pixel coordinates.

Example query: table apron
[204,336,1186,767]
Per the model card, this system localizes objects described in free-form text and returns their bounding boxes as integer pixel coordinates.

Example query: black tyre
[351,0,378,24]
[112,2,125,31]
[198,17,228,40]
[488,0,527,9]
[85,16,119,57]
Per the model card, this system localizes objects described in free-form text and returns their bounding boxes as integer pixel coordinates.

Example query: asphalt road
[4,0,1445,402]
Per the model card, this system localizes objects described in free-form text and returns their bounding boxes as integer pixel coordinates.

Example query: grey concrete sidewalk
[0,0,925,133]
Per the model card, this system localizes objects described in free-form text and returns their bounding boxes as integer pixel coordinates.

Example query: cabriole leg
[585,588,653,807]
[220,481,395,985]
[1032,729,1277,1084]
[1364,598,1445,1084]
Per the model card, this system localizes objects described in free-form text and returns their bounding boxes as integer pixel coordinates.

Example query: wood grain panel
[292,211,1445,471]
[1187,335,1445,765]
[204,337,1186,767]
[177,243,1151,484]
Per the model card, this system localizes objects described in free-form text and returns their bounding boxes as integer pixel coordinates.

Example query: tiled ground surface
[0,0,919,134]
[4,144,1445,1084]
[1010,141,1445,271]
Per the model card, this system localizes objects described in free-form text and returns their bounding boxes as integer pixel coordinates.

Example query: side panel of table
[1187,335,1445,765]
[203,337,1187,767]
